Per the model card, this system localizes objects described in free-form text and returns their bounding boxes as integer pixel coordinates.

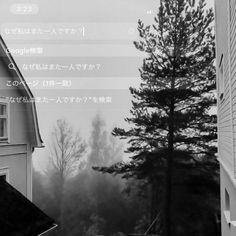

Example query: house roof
[0,179,57,236]
[0,35,43,148]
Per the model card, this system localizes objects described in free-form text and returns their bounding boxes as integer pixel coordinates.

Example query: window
[0,99,9,142]
[0,168,9,183]
[224,189,231,224]
[0,175,6,181]
[219,55,224,100]
[225,189,230,211]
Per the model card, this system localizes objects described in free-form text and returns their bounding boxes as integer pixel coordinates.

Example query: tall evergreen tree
[94,0,219,236]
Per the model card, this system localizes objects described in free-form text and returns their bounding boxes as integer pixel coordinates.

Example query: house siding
[230,0,236,175]
[0,47,33,199]
[216,0,236,234]
[220,165,236,236]
[0,154,27,196]
[216,0,234,173]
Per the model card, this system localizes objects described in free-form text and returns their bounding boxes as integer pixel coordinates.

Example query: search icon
[8,63,16,70]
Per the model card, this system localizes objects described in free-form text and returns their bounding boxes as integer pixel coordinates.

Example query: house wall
[0,150,27,195]
[0,51,33,200]
[216,0,234,174]
[216,0,236,234]
[230,0,236,176]
[220,165,236,235]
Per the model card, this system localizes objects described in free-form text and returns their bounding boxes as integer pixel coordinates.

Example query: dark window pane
[0,118,7,137]
[0,104,6,116]
[0,175,6,181]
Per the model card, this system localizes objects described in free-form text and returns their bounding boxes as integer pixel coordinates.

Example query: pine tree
[94,0,218,235]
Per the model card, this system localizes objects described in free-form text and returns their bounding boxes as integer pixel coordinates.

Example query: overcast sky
[0,0,214,171]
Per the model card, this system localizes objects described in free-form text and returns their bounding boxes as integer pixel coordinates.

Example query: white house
[0,35,57,235]
[215,0,236,235]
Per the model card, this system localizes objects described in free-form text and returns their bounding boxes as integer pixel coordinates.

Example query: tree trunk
[58,173,65,236]
[164,66,175,236]
[165,106,174,236]
[150,180,158,234]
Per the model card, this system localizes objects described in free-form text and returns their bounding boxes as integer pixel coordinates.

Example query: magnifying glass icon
[8,63,16,70]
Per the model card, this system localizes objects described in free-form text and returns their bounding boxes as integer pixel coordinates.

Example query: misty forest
[33,115,150,236]
[33,0,220,236]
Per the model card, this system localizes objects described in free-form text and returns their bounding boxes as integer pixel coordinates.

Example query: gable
[0,35,43,148]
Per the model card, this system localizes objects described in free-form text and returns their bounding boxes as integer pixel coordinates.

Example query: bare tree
[48,119,86,235]
[50,119,86,178]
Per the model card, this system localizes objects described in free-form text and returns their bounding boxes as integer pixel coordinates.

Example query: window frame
[0,97,10,143]
[224,189,231,224]
[0,167,10,183]
[219,54,224,100]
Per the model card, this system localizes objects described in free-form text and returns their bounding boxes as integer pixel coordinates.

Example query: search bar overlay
[1,23,139,41]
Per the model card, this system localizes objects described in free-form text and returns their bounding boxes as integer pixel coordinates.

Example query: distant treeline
[33,114,150,236]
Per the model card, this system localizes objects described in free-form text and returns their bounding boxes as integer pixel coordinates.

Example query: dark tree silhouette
[94,1,219,236]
